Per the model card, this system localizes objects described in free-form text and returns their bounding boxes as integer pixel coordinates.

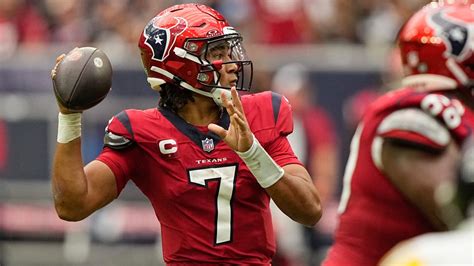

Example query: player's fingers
[230,87,249,123]
[229,105,248,125]
[222,90,230,106]
[56,54,66,63]
[222,92,236,115]
[231,108,244,122]
[232,113,249,133]
[230,112,240,129]
[227,104,237,117]
[51,54,66,79]
[231,87,244,112]
[208,123,227,139]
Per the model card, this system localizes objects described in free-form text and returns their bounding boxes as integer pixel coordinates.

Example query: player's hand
[51,53,66,81]
[51,53,80,114]
[208,87,253,152]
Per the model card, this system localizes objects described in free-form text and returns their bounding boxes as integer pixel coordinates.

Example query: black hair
[158,83,195,113]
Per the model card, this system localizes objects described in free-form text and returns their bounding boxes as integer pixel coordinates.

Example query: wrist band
[236,135,284,188]
[57,113,82,143]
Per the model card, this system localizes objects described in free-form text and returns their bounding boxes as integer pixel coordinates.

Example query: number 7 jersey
[96,91,301,265]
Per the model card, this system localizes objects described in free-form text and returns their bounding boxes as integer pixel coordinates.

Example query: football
[52,47,112,111]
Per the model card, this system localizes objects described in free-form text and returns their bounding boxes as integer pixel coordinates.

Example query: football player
[323,1,474,265]
[51,3,322,265]
[379,136,474,265]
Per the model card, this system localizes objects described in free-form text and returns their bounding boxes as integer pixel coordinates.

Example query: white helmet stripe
[150,65,174,80]
[173,47,202,64]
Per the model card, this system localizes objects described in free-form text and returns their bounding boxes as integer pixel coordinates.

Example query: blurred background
[0,0,430,265]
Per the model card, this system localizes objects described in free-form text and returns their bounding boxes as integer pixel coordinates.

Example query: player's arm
[381,139,460,230]
[53,139,118,221]
[209,87,322,226]
[374,107,463,230]
[234,133,322,226]
[266,164,322,226]
[51,53,118,221]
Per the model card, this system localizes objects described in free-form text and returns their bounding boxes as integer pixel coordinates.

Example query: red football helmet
[398,0,474,100]
[138,4,253,105]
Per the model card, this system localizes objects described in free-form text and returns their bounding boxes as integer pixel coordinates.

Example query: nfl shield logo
[202,138,214,152]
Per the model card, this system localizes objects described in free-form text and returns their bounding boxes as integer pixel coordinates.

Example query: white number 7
[188,165,237,245]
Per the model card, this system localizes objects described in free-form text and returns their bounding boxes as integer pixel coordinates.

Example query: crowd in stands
[0,0,430,57]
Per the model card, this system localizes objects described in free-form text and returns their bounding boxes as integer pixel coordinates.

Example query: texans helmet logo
[429,10,471,60]
[144,16,188,62]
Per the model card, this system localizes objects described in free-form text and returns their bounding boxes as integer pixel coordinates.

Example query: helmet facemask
[191,33,253,92]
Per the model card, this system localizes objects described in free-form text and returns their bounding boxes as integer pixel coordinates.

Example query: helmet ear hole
[197,73,211,83]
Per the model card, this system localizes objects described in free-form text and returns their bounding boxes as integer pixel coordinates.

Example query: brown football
[52,47,112,111]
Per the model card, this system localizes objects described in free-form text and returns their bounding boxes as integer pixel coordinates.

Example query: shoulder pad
[377,108,451,150]
[373,91,470,144]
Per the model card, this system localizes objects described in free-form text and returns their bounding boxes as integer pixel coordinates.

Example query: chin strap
[148,66,232,107]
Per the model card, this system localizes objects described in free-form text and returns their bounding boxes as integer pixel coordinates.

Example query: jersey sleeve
[371,93,471,171]
[262,92,301,166]
[376,108,452,151]
[96,146,139,196]
[264,135,303,167]
[244,91,301,166]
[376,93,470,151]
[242,91,294,137]
[96,110,138,196]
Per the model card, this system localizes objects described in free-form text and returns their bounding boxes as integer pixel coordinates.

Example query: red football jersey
[96,91,301,265]
[323,88,474,266]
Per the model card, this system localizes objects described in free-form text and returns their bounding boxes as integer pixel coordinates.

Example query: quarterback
[51,3,321,265]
